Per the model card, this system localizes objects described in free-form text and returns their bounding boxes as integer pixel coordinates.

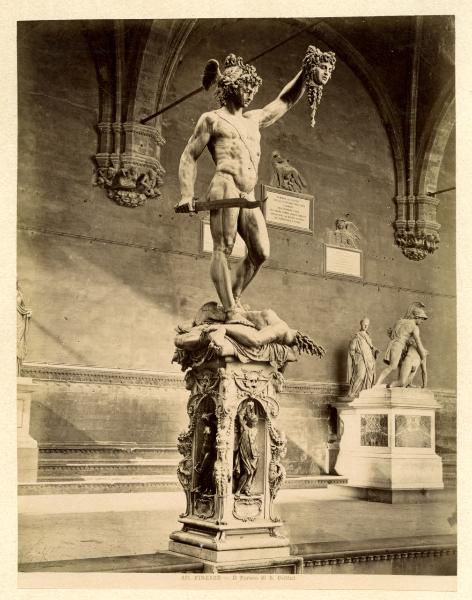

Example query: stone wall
[17,19,456,388]
[17,19,456,462]
[23,363,456,480]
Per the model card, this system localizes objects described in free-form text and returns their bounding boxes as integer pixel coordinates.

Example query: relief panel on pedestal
[394,415,432,448]
[360,414,389,447]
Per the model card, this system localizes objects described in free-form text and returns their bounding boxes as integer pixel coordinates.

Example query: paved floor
[18,487,457,565]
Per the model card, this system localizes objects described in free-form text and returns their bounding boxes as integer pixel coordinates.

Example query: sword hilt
[174,197,198,214]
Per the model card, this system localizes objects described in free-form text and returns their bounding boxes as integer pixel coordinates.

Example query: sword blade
[175,197,263,213]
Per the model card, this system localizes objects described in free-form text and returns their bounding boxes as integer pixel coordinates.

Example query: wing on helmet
[202,59,221,90]
[345,221,361,244]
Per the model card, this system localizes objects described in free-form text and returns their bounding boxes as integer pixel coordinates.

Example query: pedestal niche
[334,387,443,502]
[169,358,290,565]
[17,377,39,483]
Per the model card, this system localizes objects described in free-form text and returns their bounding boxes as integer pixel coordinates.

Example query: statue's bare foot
[207,327,227,355]
[225,308,256,328]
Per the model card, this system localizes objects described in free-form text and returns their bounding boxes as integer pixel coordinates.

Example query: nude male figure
[375,302,428,388]
[176,50,335,323]
[395,343,428,388]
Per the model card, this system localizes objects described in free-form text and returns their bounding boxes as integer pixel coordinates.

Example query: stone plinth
[334,387,443,502]
[18,377,39,483]
[169,357,290,566]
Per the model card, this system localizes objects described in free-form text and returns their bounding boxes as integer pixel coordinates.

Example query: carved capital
[93,120,165,208]
[393,194,441,260]
[394,229,440,261]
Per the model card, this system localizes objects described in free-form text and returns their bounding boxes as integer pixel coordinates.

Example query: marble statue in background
[175,47,335,324]
[17,282,32,376]
[347,317,379,399]
[270,151,307,193]
[375,302,429,388]
[233,401,260,497]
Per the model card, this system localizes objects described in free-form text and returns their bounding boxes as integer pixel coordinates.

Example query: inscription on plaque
[324,244,362,279]
[201,221,247,258]
[262,185,313,233]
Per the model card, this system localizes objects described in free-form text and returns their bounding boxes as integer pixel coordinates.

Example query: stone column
[17,377,39,483]
[334,387,444,502]
[169,357,291,566]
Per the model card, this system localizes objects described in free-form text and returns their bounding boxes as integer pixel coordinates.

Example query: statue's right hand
[174,197,196,214]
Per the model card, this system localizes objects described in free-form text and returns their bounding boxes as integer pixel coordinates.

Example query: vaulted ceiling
[82,16,455,259]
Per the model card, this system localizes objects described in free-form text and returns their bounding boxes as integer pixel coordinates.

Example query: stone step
[38,459,178,479]
[38,443,180,461]
[19,475,182,495]
[284,475,348,489]
[18,535,456,575]
[19,551,204,573]
[19,474,348,496]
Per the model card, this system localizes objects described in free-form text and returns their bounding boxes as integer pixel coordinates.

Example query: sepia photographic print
[6,0,469,595]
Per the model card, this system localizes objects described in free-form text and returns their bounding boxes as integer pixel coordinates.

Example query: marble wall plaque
[201,220,247,258]
[324,244,362,279]
[360,414,389,447]
[261,185,314,233]
[395,415,432,448]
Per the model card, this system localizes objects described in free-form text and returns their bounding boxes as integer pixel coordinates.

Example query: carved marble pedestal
[169,357,291,566]
[334,387,443,503]
[17,377,38,483]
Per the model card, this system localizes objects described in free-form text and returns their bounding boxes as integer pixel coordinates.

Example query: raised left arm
[247,70,305,128]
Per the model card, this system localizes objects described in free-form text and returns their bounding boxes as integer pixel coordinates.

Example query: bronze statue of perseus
[176,47,335,325]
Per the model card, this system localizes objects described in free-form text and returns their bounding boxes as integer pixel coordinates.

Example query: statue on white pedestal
[17,282,32,376]
[375,302,428,388]
[347,317,379,399]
